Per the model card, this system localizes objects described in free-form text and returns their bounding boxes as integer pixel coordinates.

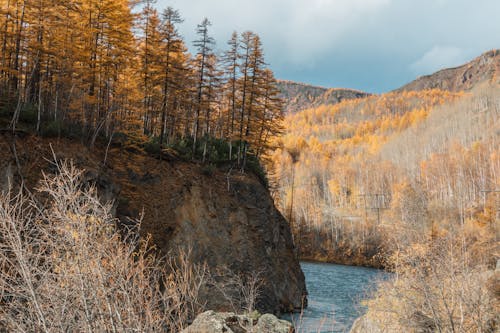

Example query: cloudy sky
[156,0,500,93]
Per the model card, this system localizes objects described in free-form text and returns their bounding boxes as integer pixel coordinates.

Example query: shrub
[144,136,161,155]
[41,120,64,138]
[0,161,208,332]
[363,232,499,332]
[201,163,216,176]
[19,103,38,124]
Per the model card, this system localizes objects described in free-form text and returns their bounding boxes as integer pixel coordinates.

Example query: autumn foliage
[271,86,499,266]
[0,0,283,165]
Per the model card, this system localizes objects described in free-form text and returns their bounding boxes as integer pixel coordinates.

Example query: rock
[182,311,293,333]
[256,314,294,333]
[83,170,121,216]
[181,311,241,333]
[140,168,307,314]
[396,50,500,93]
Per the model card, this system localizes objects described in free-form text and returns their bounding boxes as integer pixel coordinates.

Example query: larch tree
[221,31,240,157]
[0,1,284,167]
[192,17,215,157]
[138,0,160,136]
[158,6,184,147]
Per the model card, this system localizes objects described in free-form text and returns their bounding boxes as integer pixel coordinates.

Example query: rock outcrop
[131,163,307,313]
[0,133,307,315]
[396,49,500,92]
[182,311,293,333]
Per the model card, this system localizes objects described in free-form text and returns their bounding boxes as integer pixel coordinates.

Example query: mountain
[397,49,500,92]
[277,50,500,114]
[276,80,370,114]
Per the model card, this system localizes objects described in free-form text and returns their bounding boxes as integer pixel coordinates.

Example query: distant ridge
[276,80,370,114]
[396,49,500,92]
[278,50,499,114]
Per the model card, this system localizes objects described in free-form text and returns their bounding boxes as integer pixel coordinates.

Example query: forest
[271,86,498,264]
[0,0,283,166]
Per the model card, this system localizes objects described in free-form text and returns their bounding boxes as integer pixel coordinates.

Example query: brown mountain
[276,80,370,114]
[397,49,500,92]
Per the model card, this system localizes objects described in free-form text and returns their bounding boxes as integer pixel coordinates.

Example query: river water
[284,261,386,333]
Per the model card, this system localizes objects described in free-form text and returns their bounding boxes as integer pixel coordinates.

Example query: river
[284,261,387,333]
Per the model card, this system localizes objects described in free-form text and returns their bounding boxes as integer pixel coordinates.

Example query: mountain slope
[397,49,500,92]
[277,80,370,114]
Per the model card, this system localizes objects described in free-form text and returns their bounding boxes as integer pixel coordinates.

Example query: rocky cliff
[397,49,500,92]
[0,133,307,314]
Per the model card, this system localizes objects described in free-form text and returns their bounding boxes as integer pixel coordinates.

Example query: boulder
[256,314,294,333]
[182,311,294,333]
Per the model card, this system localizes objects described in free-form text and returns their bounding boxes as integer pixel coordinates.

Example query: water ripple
[283,261,388,333]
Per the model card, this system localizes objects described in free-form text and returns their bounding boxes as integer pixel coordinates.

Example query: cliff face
[397,49,500,92]
[0,133,307,314]
[161,172,306,313]
[116,157,307,314]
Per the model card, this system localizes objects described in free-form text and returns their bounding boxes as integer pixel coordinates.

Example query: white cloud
[410,46,469,76]
[157,0,500,92]
[160,0,391,64]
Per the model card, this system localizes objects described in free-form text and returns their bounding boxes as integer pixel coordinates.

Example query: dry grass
[0,160,208,332]
[363,230,499,333]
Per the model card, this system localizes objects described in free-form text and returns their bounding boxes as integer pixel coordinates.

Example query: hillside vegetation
[271,84,499,267]
[0,0,283,167]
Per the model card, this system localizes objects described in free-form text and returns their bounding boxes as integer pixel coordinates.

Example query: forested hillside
[0,0,283,165]
[272,82,499,266]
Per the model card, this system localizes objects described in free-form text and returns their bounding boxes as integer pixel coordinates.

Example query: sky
[156,0,500,93]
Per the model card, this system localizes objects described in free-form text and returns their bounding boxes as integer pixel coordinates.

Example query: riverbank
[299,248,387,270]
[300,255,385,270]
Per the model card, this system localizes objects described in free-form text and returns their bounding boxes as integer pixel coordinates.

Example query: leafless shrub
[364,232,499,333]
[166,247,209,326]
[209,268,265,331]
[0,160,207,332]
[212,267,264,314]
